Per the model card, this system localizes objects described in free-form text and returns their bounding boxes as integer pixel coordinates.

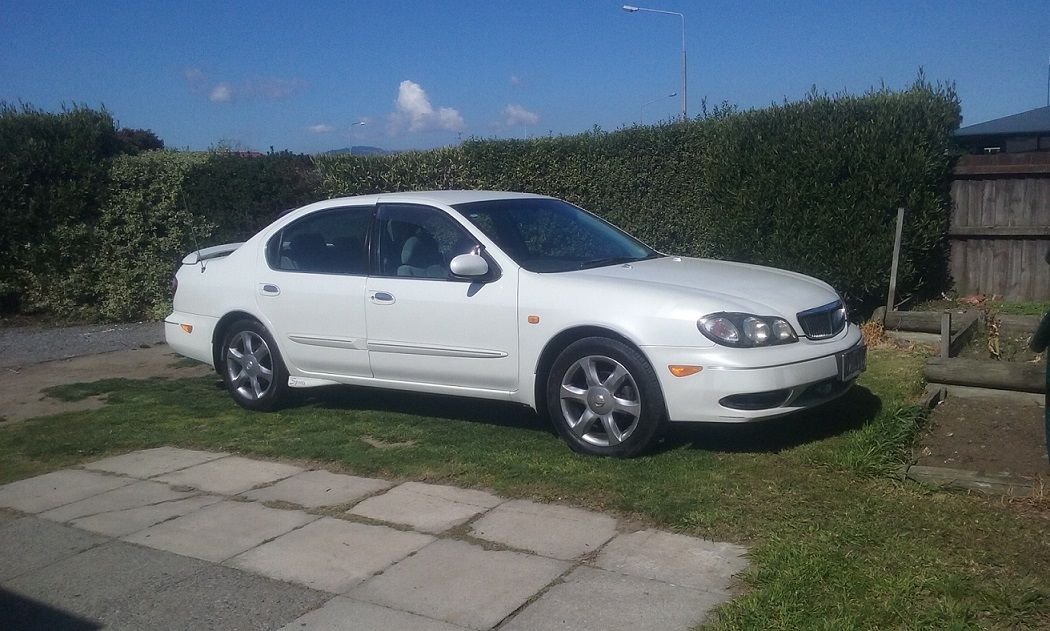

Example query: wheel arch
[532,325,664,419]
[211,310,265,373]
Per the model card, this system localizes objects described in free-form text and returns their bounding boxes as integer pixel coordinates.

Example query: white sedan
[166,191,865,457]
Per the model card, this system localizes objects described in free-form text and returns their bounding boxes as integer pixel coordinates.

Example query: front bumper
[642,325,864,423]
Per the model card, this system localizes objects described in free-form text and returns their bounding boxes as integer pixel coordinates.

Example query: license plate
[837,345,866,382]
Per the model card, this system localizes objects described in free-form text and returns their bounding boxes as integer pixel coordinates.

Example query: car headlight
[698,312,798,347]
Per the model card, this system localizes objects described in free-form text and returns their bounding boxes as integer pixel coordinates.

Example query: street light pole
[640,91,677,124]
[622,5,688,120]
[349,120,366,155]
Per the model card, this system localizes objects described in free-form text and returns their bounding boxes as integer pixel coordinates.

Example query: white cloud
[307,124,335,134]
[388,80,465,134]
[189,71,305,104]
[504,104,539,127]
[245,77,306,100]
[209,82,234,103]
[184,67,207,92]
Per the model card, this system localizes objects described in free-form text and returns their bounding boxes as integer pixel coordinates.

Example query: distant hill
[325,145,393,156]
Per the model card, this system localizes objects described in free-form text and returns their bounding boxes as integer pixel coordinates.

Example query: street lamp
[348,120,366,155]
[622,4,687,120]
[640,92,677,124]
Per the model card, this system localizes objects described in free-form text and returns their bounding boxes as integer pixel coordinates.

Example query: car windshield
[452,198,661,272]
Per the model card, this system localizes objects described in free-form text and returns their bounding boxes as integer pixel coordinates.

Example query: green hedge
[700,83,960,307]
[0,103,121,314]
[1,80,960,320]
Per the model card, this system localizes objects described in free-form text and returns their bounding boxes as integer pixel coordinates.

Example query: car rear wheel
[221,319,288,411]
[547,337,666,457]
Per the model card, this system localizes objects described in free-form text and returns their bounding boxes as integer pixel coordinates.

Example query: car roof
[330,190,553,207]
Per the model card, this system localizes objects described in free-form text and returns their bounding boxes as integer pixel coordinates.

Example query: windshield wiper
[578,256,645,270]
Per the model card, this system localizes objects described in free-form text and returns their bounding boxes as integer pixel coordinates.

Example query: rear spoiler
[182,242,244,265]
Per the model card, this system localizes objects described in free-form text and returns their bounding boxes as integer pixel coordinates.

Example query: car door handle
[259,283,281,296]
[370,291,395,305]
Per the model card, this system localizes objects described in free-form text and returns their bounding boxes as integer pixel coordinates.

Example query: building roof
[955,106,1050,138]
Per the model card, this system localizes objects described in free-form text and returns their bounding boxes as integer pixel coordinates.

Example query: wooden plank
[885,207,905,314]
[948,311,980,356]
[948,226,1050,238]
[954,163,1050,177]
[885,310,973,333]
[924,357,1044,393]
[906,465,1034,496]
[940,312,951,359]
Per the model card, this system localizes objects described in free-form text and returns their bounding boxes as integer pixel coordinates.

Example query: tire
[546,337,667,457]
[220,319,288,411]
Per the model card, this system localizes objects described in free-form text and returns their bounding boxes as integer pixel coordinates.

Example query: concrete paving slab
[0,517,107,582]
[4,540,208,625]
[470,499,618,560]
[278,597,471,631]
[123,500,317,562]
[103,563,329,631]
[348,481,503,534]
[0,469,134,514]
[82,447,228,479]
[593,529,748,591]
[39,479,196,523]
[153,456,303,495]
[349,538,569,630]
[229,517,434,593]
[501,566,725,631]
[70,494,224,538]
[242,469,392,508]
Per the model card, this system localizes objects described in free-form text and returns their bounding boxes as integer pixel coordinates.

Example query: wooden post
[940,312,951,359]
[885,207,906,318]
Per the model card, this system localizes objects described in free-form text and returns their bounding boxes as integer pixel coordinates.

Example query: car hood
[576,256,840,317]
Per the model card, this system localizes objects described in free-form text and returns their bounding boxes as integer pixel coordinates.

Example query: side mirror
[449,253,489,278]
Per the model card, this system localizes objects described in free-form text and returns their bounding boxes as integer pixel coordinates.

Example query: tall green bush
[0,103,121,314]
[93,152,211,320]
[182,151,320,243]
[700,80,960,308]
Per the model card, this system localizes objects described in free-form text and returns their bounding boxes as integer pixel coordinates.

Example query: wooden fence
[949,153,1050,301]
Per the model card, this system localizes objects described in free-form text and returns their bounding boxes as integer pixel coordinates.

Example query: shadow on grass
[661,385,883,454]
[292,384,551,433]
[283,380,882,455]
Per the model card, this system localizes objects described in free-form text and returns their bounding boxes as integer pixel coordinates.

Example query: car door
[364,203,518,392]
[255,205,373,378]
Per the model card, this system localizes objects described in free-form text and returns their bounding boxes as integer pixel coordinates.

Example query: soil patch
[917,395,1049,479]
[0,345,212,424]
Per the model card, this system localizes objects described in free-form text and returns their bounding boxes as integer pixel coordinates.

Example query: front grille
[796,301,846,339]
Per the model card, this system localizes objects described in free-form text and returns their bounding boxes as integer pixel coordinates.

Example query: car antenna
[180,193,207,273]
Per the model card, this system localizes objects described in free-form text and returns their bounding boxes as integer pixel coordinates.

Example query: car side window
[267,206,372,275]
[375,204,479,279]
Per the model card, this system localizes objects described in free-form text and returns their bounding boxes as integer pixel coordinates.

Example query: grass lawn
[2,347,1048,629]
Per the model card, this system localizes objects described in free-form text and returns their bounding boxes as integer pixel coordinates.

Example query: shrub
[0,103,121,314]
[92,152,211,320]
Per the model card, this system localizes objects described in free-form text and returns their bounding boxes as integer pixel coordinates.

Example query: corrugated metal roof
[955,106,1050,137]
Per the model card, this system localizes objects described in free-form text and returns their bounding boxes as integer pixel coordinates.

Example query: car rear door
[255,205,373,378]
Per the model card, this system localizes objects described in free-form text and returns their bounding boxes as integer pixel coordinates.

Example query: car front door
[255,206,372,378]
[364,203,518,392]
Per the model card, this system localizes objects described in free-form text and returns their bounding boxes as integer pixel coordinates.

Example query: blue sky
[2,1,1047,153]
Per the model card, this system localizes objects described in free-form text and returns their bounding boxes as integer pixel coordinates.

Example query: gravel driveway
[0,322,165,369]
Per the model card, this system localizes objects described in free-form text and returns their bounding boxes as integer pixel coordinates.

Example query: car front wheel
[547,337,666,457]
[220,319,288,411]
